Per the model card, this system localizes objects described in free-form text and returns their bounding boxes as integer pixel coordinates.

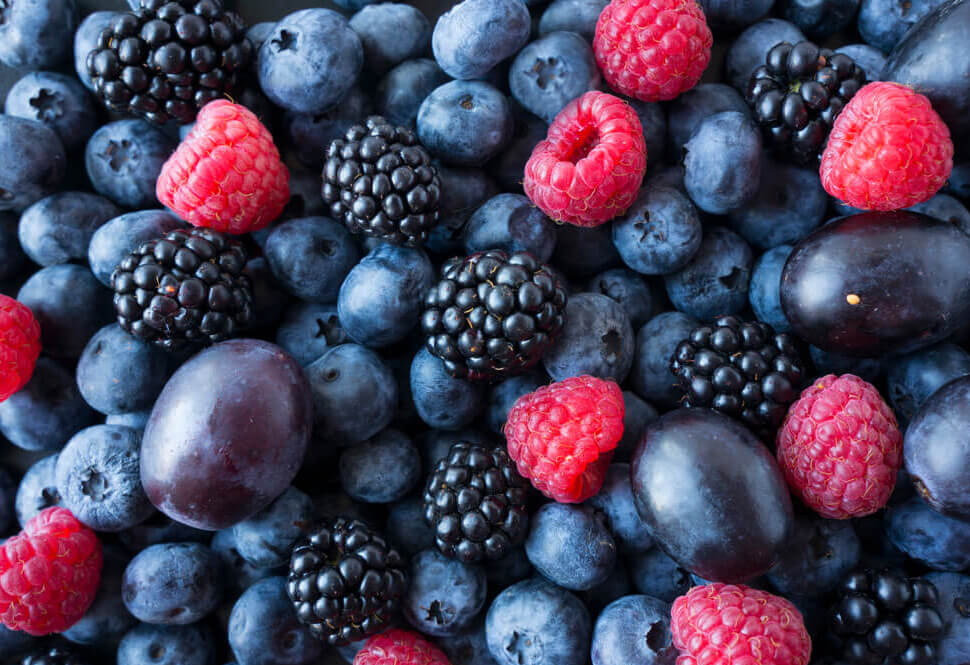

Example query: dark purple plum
[630,408,793,583]
[781,211,970,357]
[141,340,312,530]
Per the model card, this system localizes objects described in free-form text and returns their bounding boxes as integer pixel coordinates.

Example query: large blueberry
[74,11,120,90]
[538,0,610,40]
[84,120,176,209]
[612,185,702,275]
[699,0,773,29]
[0,115,66,212]
[338,244,434,347]
[13,454,61,527]
[0,0,77,69]
[376,59,450,129]
[749,244,794,333]
[543,293,635,382]
[88,210,184,286]
[427,164,500,256]
[464,194,556,262]
[908,192,970,235]
[765,515,861,596]
[583,268,656,330]
[684,112,763,215]
[553,223,622,277]
[509,32,600,123]
[17,192,119,267]
[411,347,485,430]
[923,572,970,665]
[282,87,372,169]
[232,486,315,569]
[349,3,431,75]
[211,528,283,598]
[591,595,674,665]
[628,547,694,602]
[780,0,861,38]
[525,503,617,591]
[667,83,750,155]
[62,545,136,647]
[106,410,151,431]
[117,623,216,665]
[629,311,699,408]
[404,549,487,636]
[835,43,887,83]
[725,19,806,91]
[858,0,949,53]
[486,372,547,435]
[888,342,970,423]
[264,217,361,304]
[417,81,514,167]
[339,428,421,503]
[275,303,346,367]
[664,226,752,321]
[432,0,531,80]
[587,463,654,554]
[122,542,223,625]
[228,577,324,665]
[5,71,98,152]
[886,497,970,571]
[257,9,363,114]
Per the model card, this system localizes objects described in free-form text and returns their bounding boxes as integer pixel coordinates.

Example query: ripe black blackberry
[19,648,88,665]
[111,227,252,350]
[286,517,407,646]
[322,116,441,247]
[831,570,945,665]
[86,0,252,125]
[423,442,530,563]
[421,250,567,382]
[746,40,866,164]
[670,315,805,435]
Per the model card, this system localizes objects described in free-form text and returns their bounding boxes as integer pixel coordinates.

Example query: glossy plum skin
[630,408,793,583]
[781,211,970,357]
[141,340,313,530]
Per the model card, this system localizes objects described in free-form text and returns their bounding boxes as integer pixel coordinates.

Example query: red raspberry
[524,91,646,227]
[776,374,902,520]
[354,629,451,665]
[820,82,953,211]
[0,507,102,636]
[594,0,713,103]
[0,295,41,403]
[504,375,624,503]
[671,584,812,665]
[156,100,290,234]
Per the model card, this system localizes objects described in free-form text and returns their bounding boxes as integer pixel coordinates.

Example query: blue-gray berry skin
[387,494,437,555]
[486,372,547,435]
[616,391,659,462]
[5,72,99,152]
[486,577,591,665]
[491,114,549,195]
[62,545,136,647]
[591,595,674,665]
[339,428,421,504]
[232,487,316,569]
[780,0,860,39]
[432,0,531,80]
[376,59,450,129]
[74,11,120,91]
[585,269,656,337]
[684,112,763,215]
[667,83,750,155]
[404,549,488,636]
[629,547,694,602]
[725,18,806,91]
[228,577,325,665]
[275,303,346,367]
[118,623,217,665]
[766,516,861,597]
[858,0,948,53]
[699,0,773,29]
[586,463,654,554]
[749,245,794,334]
[809,345,886,385]
[417,81,514,167]
[84,120,177,210]
[664,226,753,321]
[0,0,77,69]
[625,98,667,169]
[464,194,557,263]
[612,185,702,276]
[283,87,372,170]
[543,293,635,383]
[438,620,497,665]
[553,224,622,278]
[258,9,363,114]
[17,192,119,268]
[212,528,285,598]
[105,411,151,431]
[509,32,600,123]
[55,424,154,533]
[538,0,609,40]
[349,3,431,75]
[888,342,970,423]
[923,572,970,665]
[834,43,886,83]
[264,217,361,304]
[87,210,184,287]
[427,164,501,256]
[122,542,223,625]
[411,347,485,430]
[524,503,617,591]
[908,193,970,235]
[579,560,633,616]
[630,311,699,408]
[886,497,970,572]
[13,455,61,527]
[0,114,66,213]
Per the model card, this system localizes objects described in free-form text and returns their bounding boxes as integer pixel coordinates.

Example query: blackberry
[286,517,408,646]
[322,116,441,247]
[423,442,530,563]
[111,227,252,350]
[746,40,866,164]
[86,0,252,125]
[19,648,88,665]
[832,570,945,665]
[670,315,805,436]
[421,250,567,382]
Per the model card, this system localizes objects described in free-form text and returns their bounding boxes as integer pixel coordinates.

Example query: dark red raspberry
[0,295,41,403]
[353,628,451,665]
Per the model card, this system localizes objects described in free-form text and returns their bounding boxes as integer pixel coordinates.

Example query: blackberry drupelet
[322,116,441,247]
[832,570,945,665]
[423,442,530,563]
[746,40,866,164]
[286,517,408,646]
[111,227,252,350]
[19,648,89,665]
[421,250,567,382]
[86,0,252,125]
[670,315,805,436]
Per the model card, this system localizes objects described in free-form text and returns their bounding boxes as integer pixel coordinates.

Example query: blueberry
[858,0,949,53]
[509,32,600,123]
[339,428,421,503]
[543,292,634,382]
[888,342,970,423]
[337,244,434,347]
[84,120,177,209]
[0,465,16,536]
[485,577,591,665]
[699,0,773,29]
[725,19,806,91]
[0,0,77,69]
[349,3,431,75]
[118,622,217,665]
[258,9,363,114]
[923,572,970,665]
[538,0,609,41]
[583,269,656,332]
[553,223,621,277]
[376,59,450,129]
[591,595,674,665]
[946,160,970,200]
[587,463,654,554]
[490,113,549,194]
[684,112,763,215]
[464,193,557,262]
[612,185,703,276]
[231,486,315,569]
[886,497,970,571]
[832,43,886,84]
[664,226,753,321]
[579,560,633,615]
[283,87,372,169]
[17,264,113,359]
[228,576,325,665]
[417,81,514,167]
[275,303,345,367]
[0,114,66,212]
[411,347,485,430]
[332,0,379,9]
[264,216,361,304]
[104,411,150,431]
[625,98,667,168]
[244,257,289,331]
[749,245,794,334]
[0,358,97,453]
[62,545,136,646]
[17,192,118,267]
[809,345,886,385]
[630,311,699,408]
[729,157,827,249]
[246,21,277,52]
[525,503,617,591]
[427,164,501,255]
[276,171,329,223]
[484,547,534,590]
[211,528,284,598]
[88,210,184,287]
[437,620,496,665]
[780,0,861,39]
[432,0,531,80]
[123,542,223,625]
[908,193,970,235]
[13,454,61,527]
[668,83,750,156]
[766,515,861,596]
[0,212,28,282]
[628,548,695,602]
[486,372,547,435]
[404,549,488,636]
[417,427,498,468]
[387,494,437,555]
[5,72,98,152]
[616,391,659,462]
[117,513,210,552]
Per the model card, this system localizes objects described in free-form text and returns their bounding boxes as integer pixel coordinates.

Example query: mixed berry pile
[1,1,970,665]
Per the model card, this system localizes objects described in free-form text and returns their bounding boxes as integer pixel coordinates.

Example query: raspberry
[156,100,290,234]
[353,628,451,665]
[671,584,812,665]
[593,0,713,103]
[820,82,953,211]
[524,91,646,227]
[504,375,624,503]
[0,507,103,636]
[776,374,902,520]
[0,295,41,403]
